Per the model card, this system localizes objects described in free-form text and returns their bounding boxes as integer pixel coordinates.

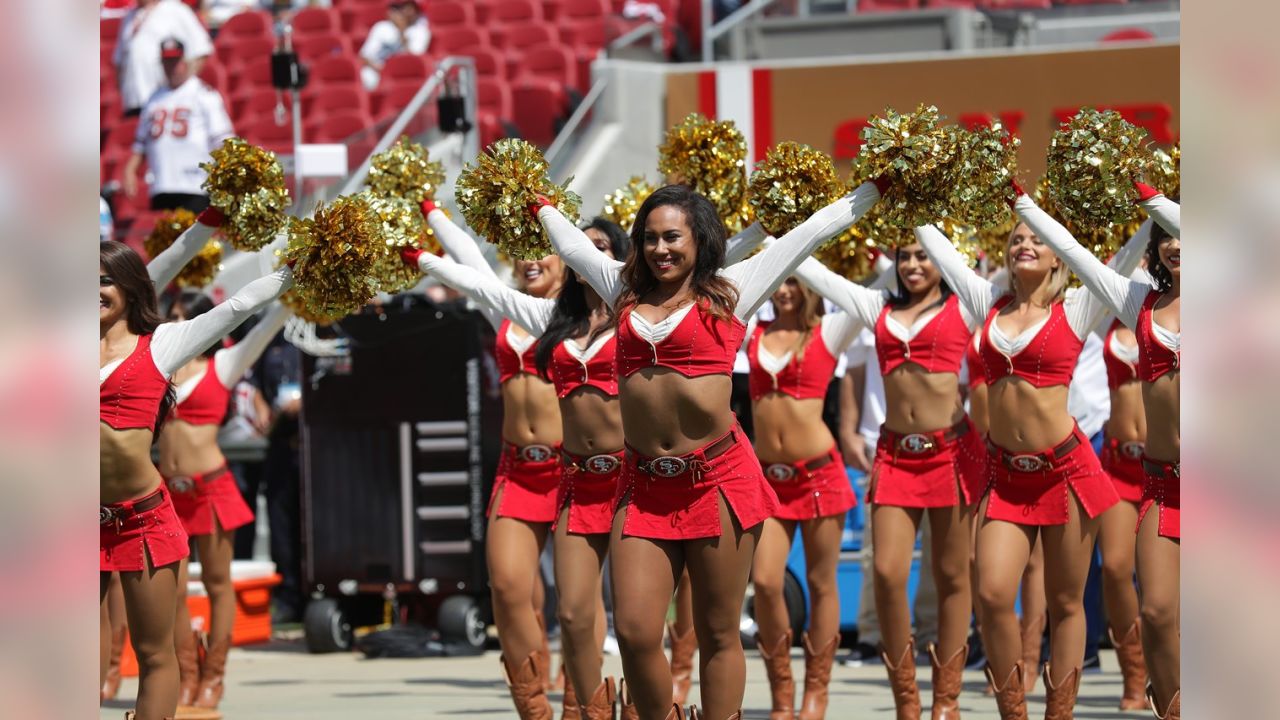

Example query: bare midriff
[1142,373,1178,463]
[618,369,734,457]
[501,373,563,447]
[969,384,990,437]
[752,394,832,464]
[101,423,163,504]
[560,387,624,456]
[156,421,226,479]
[1105,381,1147,445]
[882,364,966,437]
[986,379,1076,452]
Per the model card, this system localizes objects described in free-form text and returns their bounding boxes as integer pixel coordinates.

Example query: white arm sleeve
[419,254,555,336]
[723,222,768,266]
[152,267,294,377]
[213,302,290,387]
[723,181,881,321]
[1139,194,1180,239]
[427,208,498,279]
[821,311,865,356]
[147,220,217,289]
[538,205,625,308]
[793,256,885,328]
[1014,194,1151,331]
[740,315,758,353]
[914,224,1002,324]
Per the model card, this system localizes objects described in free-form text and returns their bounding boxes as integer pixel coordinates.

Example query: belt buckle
[584,454,620,475]
[168,476,195,494]
[898,433,935,455]
[99,506,118,526]
[1120,441,1145,460]
[1008,454,1046,472]
[1171,463,1180,479]
[520,444,554,463]
[647,456,688,478]
[764,463,796,482]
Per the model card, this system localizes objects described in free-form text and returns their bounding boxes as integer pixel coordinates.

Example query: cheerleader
[1011,185,1180,720]
[533,182,880,720]
[912,207,1148,719]
[794,241,989,719]
[404,217,631,718]
[418,202,568,715]
[745,276,863,720]
[100,241,291,720]
[159,293,290,711]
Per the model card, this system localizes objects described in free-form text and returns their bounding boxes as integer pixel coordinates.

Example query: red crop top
[100,334,169,432]
[170,356,231,426]
[495,318,539,384]
[745,321,838,401]
[1137,291,1179,382]
[616,303,744,378]
[875,295,969,376]
[1103,318,1138,391]
[549,333,619,398]
[978,296,1083,388]
[965,333,985,390]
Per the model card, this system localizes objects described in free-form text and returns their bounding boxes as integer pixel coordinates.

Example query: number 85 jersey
[132,77,234,196]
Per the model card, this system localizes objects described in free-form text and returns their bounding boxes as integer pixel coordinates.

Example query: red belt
[628,429,739,481]
[164,463,229,494]
[882,418,971,457]
[987,432,1081,473]
[505,442,558,464]
[763,451,835,483]
[562,449,624,475]
[1141,457,1180,479]
[100,487,166,530]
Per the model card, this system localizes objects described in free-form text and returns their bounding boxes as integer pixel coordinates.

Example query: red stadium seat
[488,0,543,24]
[560,18,607,50]
[476,77,513,118]
[232,87,292,126]
[229,55,275,94]
[432,28,489,55]
[382,54,434,84]
[102,17,123,42]
[491,21,557,51]
[340,5,388,40]
[511,82,567,145]
[292,6,339,35]
[220,10,273,40]
[561,0,607,20]
[855,0,920,11]
[1057,0,1127,4]
[517,45,579,91]
[293,33,354,62]
[242,116,296,154]
[1101,27,1155,42]
[424,0,475,27]
[309,110,376,143]
[541,0,563,21]
[372,81,423,119]
[311,55,362,85]
[304,85,372,117]
[106,116,141,150]
[977,0,1051,7]
[924,0,976,7]
[452,48,506,79]
[216,36,277,71]
[198,59,230,97]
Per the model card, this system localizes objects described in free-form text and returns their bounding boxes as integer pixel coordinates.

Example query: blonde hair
[1006,224,1070,304]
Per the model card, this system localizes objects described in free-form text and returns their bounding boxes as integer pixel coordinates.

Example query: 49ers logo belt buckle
[1009,454,1047,473]
[764,463,796,482]
[168,476,195,494]
[898,434,936,454]
[1120,441,1145,460]
[584,454,621,475]
[520,444,554,463]
[646,456,689,478]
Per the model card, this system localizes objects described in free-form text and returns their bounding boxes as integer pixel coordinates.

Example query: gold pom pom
[366,194,433,295]
[144,209,223,288]
[855,104,963,228]
[365,136,447,204]
[954,123,1020,230]
[601,175,656,232]
[283,194,383,323]
[748,142,845,237]
[201,138,290,251]
[1150,142,1180,199]
[1045,108,1155,230]
[658,113,750,232]
[455,139,582,260]
[1031,176,1137,268]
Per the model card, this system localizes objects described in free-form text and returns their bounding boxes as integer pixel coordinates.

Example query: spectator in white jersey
[358,0,431,90]
[113,0,213,116]
[123,38,234,212]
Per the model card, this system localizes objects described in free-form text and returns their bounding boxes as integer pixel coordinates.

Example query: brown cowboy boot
[175,629,202,707]
[668,622,697,705]
[1042,665,1080,720]
[664,705,688,720]
[1148,686,1180,720]
[102,625,127,701]
[1021,613,1045,694]
[756,631,796,720]
[1108,622,1148,711]
[880,638,921,720]
[193,635,228,708]
[618,678,639,720]
[799,632,840,720]
[503,652,556,720]
[578,677,616,720]
[561,668,581,720]
[928,643,967,720]
[985,662,1029,720]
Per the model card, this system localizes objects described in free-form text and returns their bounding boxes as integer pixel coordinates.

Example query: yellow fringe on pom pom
[748,142,845,237]
[1150,142,1179,199]
[283,195,383,323]
[144,209,223,288]
[855,104,963,228]
[367,194,432,295]
[954,124,1020,230]
[658,113,750,233]
[201,138,290,251]
[455,139,582,260]
[601,176,656,233]
[365,136,447,204]
[1045,108,1155,231]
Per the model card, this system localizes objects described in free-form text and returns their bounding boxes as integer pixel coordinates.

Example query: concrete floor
[101,635,1146,719]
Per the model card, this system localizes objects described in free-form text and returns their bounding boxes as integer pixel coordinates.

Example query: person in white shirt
[123,38,235,212]
[113,0,213,115]
[359,0,432,91]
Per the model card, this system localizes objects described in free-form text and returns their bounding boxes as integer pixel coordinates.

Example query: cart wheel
[304,598,352,654]
[438,595,486,649]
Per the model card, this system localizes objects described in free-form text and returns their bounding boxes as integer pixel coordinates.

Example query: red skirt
[984,425,1119,526]
[1100,437,1146,505]
[1138,458,1180,540]
[555,449,625,535]
[618,426,779,541]
[488,442,562,523]
[166,465,255,536]
[100,485,190,572]
[870,417,987,508]
[764,446,857,521]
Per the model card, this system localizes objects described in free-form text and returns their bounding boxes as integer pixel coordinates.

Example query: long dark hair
[100,242,175,434]
[535,218,631,377]
[170,291,220,358]
[886,244,953,309]
[1145,221,1175,293]
[616,185,738,321]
